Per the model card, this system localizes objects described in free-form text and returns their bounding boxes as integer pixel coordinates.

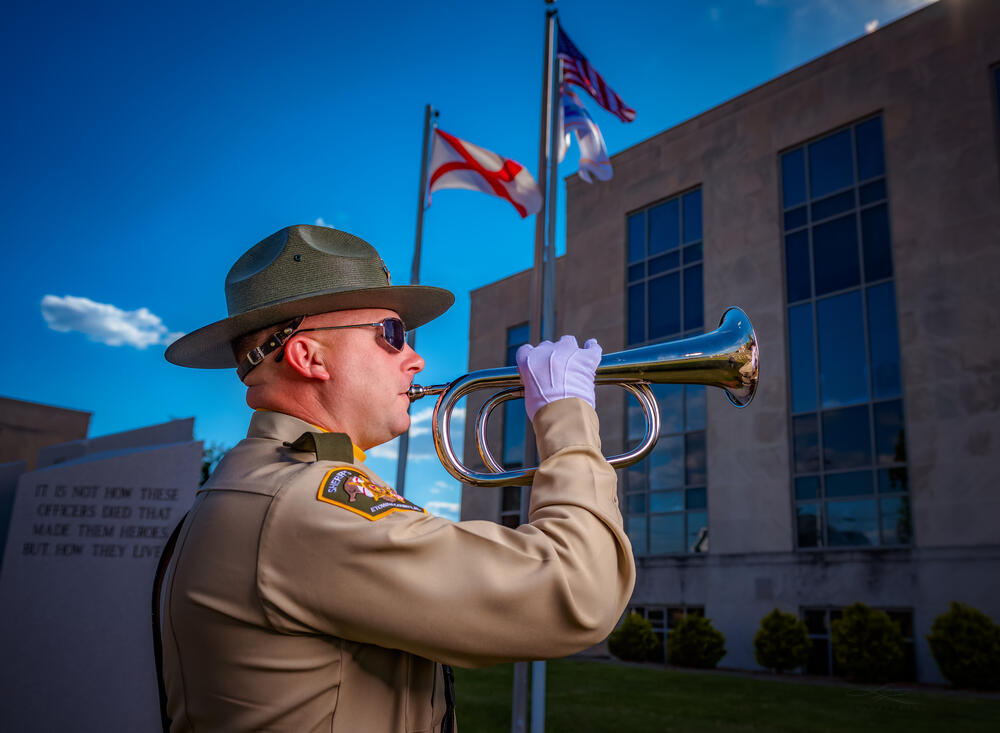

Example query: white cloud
[411,405,465,425]
[407,404,464,438]
[430,480,452,495]
[315,213,350,229]
[366,405,466,462]
[708,7,721,22]
[407,452,437,462]
[366,441,435,462]
[424,500,459,521]
[411,406,434,424]
[367,442,398,461]
[865,19,880,33]
[41,295,183,349]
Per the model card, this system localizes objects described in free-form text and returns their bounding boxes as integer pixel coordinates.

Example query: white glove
[515,335,602,422]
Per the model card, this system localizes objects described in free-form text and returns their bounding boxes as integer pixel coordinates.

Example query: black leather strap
[152,514,188,733]
[236,316,304,382]
[442,664,456,733]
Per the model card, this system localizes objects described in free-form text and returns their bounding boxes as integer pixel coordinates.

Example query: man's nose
[402,344,424,374]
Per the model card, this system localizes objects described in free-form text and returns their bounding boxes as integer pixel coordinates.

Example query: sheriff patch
[317,468,425,520]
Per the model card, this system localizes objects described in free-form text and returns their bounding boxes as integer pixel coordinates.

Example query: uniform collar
[248,410,367,463]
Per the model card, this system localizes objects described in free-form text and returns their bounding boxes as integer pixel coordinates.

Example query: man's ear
[282,336,331,381]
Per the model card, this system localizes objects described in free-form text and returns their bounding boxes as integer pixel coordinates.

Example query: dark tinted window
[682,190,702,243]
[793,414,820,473]
[502,324,531,470]
[628,212,646,262]
[649,199,680,255]
[786,230,811,303]
[812,214,860,296]
[626,188,703,346]
[782,148,807,208]
[809,129,853,198]
[649,273,680,339]
[867,282,902,399]
[861,204,893,282]
[683,265,703,331]
[788,304,817,412]
[822,405,872,470]
[782,116,908,549]
[628,283,645,345]
[874,400,905,464]
[817,291,869,408]
[626,189,706,556]
[812,190,854,221]
[855,116,886,180]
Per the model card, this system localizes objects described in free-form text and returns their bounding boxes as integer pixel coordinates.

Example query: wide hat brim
[165,285,453,369]
[164,224,455,369]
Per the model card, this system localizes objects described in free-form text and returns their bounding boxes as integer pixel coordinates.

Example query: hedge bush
[927,601,1000,690]
[830,602,904,683]
[754,609,812,673]
[607,613,661,663]
[666,615,726,669]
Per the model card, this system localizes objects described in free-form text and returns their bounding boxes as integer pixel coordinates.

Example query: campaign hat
[165,224,453,369]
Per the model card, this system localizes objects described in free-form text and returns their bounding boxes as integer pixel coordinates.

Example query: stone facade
[0,396,91,471]
[462,0,1000,683]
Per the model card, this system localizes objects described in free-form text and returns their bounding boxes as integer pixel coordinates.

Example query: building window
[629,605,704,663]
[802,606,915,681]
[624,189,707,556]
[781,116,911,549]
[500,323,530,528]
[627,189,703,346]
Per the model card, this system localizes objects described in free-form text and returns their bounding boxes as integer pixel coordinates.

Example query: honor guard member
[157,224,636,732]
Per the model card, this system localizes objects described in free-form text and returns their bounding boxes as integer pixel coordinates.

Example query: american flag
[557,25,636,123]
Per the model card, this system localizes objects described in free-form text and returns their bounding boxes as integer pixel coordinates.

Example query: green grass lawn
[453,659,1000,732]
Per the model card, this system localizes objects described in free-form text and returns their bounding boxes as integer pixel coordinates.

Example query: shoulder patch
[317,468,425,520]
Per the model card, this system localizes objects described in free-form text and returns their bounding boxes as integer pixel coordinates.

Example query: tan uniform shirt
[160,397,635,732]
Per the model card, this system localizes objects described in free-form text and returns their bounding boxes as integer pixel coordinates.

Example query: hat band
[236,316,304,382]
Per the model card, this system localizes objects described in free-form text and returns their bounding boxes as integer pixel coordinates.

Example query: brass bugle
[407,307,759,488]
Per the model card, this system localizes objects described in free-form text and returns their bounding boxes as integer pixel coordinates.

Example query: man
[159,224,635,732]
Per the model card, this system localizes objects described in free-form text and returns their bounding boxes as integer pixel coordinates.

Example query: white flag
[428,129,542,218]
[558,87,613,183]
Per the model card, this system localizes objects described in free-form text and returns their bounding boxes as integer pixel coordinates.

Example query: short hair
[231,324,280,365]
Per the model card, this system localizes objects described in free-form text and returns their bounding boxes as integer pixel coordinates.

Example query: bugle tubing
[406,307,758,488]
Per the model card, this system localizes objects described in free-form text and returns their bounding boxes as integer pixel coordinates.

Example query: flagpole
[396,103,436,497]
[529,11,564,733]
[544,21,561,344]
[515,3,557,733]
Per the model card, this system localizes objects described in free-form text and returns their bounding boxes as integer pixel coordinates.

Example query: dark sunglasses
[238,316,409,382]
[281,317,408,354]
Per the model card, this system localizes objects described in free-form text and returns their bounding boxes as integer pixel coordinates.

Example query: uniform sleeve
[256,397,636,668]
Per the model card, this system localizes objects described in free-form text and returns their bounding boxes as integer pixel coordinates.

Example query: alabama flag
[428,129,542,218]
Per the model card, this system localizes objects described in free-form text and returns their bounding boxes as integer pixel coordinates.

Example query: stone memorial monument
[0,419,201,732]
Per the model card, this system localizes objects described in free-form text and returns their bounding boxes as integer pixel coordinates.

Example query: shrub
[927,602,1000,690]
[607,613,661,663]
[830,602,904,683]
[754,609,812,673]
[667,615,726,669]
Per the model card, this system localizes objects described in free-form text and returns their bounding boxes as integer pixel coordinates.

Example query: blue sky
[1,0,935,520]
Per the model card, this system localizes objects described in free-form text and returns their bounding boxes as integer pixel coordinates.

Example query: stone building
[460,0,1000,683]
[0,396,91,471]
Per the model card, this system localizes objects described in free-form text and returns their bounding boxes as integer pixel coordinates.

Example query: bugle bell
[407,307,759,488]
